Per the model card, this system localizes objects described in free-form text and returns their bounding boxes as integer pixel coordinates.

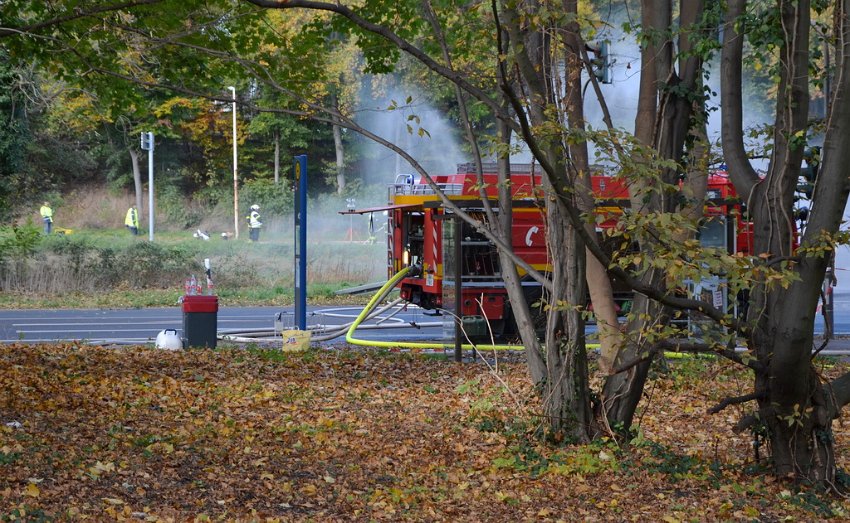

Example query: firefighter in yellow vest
[247,204,262,242]
[39,201,53,234]
[125,205,139,235]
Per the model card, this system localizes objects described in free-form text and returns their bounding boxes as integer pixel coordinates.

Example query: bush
[115,242,195,289]
[0,221,42,259]
[0,234,200,293]
[158,182,204,229]
[239,178,293,216]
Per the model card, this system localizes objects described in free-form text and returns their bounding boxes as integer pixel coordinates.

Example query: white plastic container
[155,329,183,350]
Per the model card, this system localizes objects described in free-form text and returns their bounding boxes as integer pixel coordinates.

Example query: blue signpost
[294,155,308,330]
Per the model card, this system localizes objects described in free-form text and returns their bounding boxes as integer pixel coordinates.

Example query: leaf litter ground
[2,344,850,521]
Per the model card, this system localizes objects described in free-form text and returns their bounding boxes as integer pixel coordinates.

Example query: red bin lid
[182,294,219,313]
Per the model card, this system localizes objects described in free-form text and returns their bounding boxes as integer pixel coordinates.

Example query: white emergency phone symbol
[525,226,540,246]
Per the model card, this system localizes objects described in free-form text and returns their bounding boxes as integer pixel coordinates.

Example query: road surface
[0,304,443,346]
[0,292,848,346]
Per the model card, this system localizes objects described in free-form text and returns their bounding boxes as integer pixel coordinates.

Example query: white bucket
[155,329,183,350]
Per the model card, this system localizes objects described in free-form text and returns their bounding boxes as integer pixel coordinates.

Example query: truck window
[699,217,727,250]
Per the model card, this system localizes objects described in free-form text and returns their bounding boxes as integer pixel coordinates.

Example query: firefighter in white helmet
[246,204,262,242]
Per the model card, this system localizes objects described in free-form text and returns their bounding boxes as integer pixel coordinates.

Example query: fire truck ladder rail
[389,174,464,197]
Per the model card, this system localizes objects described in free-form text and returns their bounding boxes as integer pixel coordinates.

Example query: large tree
[220,0,850,482]
[6,0,850,484]
[718,0,850,483]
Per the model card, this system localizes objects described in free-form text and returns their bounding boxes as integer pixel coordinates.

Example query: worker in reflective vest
[247,204,262,242]
[125,205,139,235]
[39,201,53,234]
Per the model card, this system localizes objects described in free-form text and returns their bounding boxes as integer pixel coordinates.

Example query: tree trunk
[720,0,850,483]
[495,112,542,354]
[274,129,280,185]
[333,122,345,194]
[601,0,706,434]
[330,91,345,194]
[751,0,824,482]
[540,194,592,442]
[497,0,593,440]
[600,0,667,433]
[129,146,143,220]
[560,0,623,375]
[600,285,662,432]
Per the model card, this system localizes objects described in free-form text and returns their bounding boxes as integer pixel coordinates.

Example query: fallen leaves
[23,482,39,498]
[0,344,849,521]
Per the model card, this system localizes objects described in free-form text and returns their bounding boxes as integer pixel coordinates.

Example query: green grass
[0,229,387,308]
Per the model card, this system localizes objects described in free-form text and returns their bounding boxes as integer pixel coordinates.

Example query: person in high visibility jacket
[125,205,139,235]
[247,204,262,242]
[39,201,53,234]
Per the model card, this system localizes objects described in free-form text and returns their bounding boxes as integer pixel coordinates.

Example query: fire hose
[344,266,528,351]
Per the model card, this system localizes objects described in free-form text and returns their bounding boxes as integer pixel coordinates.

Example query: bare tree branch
[720,0,761,196]
[244,0,518,132]
[708,392,763,414]
[0,0,165,38]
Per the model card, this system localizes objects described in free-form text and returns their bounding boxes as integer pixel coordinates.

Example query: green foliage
[115,242,195,289]
[491,436,621,478]
[546,441,621,477]
[636,441,713,481]
[0,450,20,465]
[239,178,293,216]
[0,0,345,215]
[156,181,204,229]
[0,506,53,523]
[0,52,29,219]
[784,488,846,518]
[491,441,551,477]
[0,222,42,259]
[0,223,386,306]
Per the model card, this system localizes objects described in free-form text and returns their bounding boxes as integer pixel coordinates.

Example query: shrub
[158,182,204,229]
[239,178,293,216]
[0,221,42,259]
[115,242,195,289]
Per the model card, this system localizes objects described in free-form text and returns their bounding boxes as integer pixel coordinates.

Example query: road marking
[11,319,272,327]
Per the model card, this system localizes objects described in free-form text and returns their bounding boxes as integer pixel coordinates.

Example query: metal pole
[294,155,308,330]
[228,86,239,240]
[148,132,154,242]
[454,216,463,362]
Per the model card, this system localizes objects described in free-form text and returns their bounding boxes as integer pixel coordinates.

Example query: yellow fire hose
[345,266,604,352]
[334,266,711,363]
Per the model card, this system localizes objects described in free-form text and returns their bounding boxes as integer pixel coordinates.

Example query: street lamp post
[228,86,239,240]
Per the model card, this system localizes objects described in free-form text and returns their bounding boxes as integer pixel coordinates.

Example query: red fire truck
[347,163,754,340]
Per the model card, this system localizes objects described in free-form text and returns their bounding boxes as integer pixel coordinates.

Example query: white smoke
[355,88,465,186]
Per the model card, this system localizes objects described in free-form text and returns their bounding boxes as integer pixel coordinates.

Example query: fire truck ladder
[387,211,395,274]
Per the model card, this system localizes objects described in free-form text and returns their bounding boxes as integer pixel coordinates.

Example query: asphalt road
[0,292,848,347]
[0,304,444,346]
